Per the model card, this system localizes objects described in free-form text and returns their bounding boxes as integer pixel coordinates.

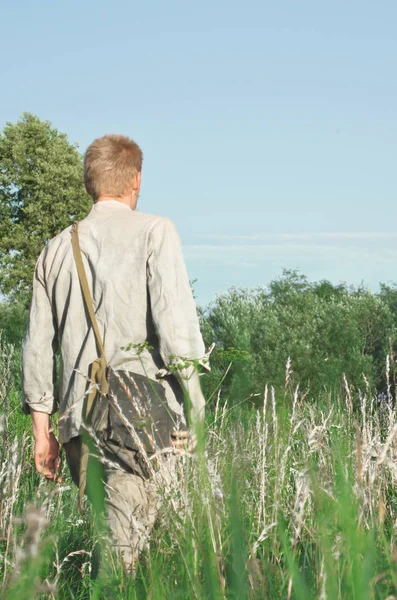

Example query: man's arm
[147,218,208,426]
[23,251,61,480]
[31,411,62,481]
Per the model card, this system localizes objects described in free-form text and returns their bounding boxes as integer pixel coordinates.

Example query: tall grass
[1,332,397,599]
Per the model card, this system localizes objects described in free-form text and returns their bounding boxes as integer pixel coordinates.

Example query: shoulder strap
[71,222,106,361]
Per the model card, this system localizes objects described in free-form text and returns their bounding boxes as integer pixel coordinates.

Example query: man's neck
[96,195,136,210]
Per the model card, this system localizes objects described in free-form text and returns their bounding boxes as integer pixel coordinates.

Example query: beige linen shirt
[22,200,207,444]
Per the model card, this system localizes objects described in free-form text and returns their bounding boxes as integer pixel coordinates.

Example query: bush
[0,303,28,346]
[200,271,397,403]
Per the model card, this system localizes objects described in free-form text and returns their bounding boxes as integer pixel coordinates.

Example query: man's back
[23,133,208,570]
[23,200,206,445]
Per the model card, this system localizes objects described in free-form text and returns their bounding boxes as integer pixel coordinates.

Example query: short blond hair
[84,134,143,200]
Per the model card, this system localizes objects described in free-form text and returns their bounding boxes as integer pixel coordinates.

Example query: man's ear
[134,172,141,193]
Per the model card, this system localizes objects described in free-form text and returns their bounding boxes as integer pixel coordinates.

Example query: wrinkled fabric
[104,468,159,570]
[22,200,207,444]
[64,435,175,572]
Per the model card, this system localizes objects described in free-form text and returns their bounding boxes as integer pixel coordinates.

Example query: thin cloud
[192,232,397,242]
[183,242,397,268]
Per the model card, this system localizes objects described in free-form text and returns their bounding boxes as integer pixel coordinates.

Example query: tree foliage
[0,113,91,305]
[200,270,397,402]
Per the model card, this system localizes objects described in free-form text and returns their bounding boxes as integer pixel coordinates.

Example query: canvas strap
[71,222,106,360]
[71,222,109,511]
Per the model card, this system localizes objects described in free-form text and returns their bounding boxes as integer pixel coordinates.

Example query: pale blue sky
[1,0,396,305]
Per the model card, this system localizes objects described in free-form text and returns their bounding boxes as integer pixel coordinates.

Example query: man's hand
[32,411,62,482]
[34,432,62,482]
[171,430,197,452]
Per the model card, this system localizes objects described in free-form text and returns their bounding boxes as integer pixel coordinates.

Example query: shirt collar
[93,200,133,212]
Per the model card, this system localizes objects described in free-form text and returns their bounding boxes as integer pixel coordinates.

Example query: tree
[200,270,397,403]
[0,113,92,305]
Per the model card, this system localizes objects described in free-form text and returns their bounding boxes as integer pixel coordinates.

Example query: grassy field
[2,333,397,599]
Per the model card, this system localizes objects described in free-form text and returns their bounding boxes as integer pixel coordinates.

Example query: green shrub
[200,270,397,403]
[0,302,28,346]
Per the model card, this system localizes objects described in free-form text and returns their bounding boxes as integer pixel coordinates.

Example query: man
[22,134,208,569]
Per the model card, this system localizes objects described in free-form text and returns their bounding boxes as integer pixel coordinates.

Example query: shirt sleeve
[147,218,207,423]
[22,249,59,415]
[147,217,206,365]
